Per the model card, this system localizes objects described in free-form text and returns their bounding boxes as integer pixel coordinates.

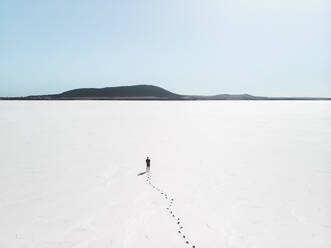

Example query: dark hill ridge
[1,85,330,100]
[58,85,181,99]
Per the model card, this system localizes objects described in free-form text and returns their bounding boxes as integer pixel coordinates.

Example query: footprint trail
[145,171,196,248]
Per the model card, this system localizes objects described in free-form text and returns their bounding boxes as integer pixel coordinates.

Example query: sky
[0,0,330,97]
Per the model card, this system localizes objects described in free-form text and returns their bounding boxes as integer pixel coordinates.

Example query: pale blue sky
[0,0,330,97]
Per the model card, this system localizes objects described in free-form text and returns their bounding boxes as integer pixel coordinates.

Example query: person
[146,157,151,172]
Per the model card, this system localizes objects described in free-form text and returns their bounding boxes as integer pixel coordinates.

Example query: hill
[21,85,181,100]
[57,85,181,99]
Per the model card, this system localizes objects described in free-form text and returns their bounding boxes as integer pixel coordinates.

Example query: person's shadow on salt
[137,171,146,176]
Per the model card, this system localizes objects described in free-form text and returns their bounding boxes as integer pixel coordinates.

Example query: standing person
[146,157,151,172]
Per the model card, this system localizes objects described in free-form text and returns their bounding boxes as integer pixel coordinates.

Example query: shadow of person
[137,171,146,176]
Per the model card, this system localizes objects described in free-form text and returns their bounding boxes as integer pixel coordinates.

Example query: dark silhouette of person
[146,157,151,172]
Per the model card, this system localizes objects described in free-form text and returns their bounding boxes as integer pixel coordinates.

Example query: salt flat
[0,101,330,248]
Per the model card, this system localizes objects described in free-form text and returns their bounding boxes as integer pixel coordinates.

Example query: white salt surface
[0,101,330,248]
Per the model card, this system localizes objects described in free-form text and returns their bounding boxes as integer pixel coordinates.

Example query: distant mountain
[1,84,330,100]
[184,94,267,100]
[57,85,181,99]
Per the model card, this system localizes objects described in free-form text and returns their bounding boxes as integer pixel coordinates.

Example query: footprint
[144,173,196,247]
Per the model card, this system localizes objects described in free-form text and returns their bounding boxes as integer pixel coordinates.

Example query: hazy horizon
[1,0,330,97]
[1,84,331,98]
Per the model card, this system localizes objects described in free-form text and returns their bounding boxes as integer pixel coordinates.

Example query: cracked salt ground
[145,172,196,247]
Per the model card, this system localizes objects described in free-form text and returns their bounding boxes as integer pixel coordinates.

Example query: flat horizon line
[1,84,331,100]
